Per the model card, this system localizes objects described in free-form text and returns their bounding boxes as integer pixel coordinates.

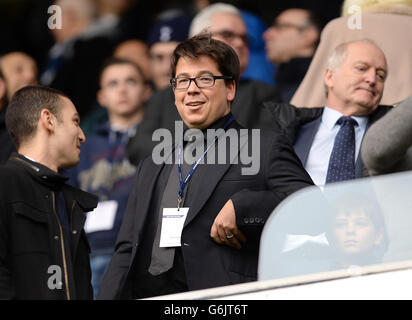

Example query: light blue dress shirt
[305,107,368,186]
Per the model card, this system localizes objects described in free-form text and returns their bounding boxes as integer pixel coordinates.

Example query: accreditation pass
[159,207,189,247]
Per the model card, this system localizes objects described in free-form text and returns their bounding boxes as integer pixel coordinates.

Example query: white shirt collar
[322,106,368,130]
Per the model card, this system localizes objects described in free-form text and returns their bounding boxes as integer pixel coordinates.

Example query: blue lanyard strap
[177,115,234,208]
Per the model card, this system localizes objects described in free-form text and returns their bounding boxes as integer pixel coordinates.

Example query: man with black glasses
[126,3,281,165]
[98,33,313,299]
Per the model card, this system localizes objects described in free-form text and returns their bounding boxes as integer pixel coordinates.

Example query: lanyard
[177,115,234,209]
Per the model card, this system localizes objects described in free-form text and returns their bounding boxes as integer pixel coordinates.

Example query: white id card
[159,207,189,247]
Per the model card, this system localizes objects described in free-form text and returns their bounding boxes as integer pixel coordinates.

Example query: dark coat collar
[10,153,68,189]
[9,153,97,211]
[263,102,393,143]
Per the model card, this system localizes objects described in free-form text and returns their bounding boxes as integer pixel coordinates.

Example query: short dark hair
[6,85,69,149]
[170,32,240,87]
[98,57,146,87]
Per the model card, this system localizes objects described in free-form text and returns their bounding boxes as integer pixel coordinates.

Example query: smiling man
[126,3,281,166]
[0,85,98,299]
[264,39,393,186]
[98,33,313,300]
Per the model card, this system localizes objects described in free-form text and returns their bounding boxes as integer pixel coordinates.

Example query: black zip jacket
[0,154,98,299]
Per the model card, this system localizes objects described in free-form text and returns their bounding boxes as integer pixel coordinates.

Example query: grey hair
[324,39,385,96]
[189,3,241,37]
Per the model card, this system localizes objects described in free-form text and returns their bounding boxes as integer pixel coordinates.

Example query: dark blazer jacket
[263,102,393,178]
[98,120,313,299]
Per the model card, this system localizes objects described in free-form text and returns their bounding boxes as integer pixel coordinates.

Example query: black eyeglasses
[170,74,234,90]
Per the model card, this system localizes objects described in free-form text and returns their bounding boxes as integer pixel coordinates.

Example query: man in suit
[264,39,392,185]
[98,33,313,299]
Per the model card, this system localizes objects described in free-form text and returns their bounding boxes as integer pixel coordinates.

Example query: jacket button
[72,230,77,235]
[54,235,59,241]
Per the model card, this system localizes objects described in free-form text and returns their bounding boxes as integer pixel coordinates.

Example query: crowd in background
[2,0,412,300]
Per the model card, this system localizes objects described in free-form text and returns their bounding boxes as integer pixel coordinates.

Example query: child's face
[332,210,382,260]
[98,64,149,117]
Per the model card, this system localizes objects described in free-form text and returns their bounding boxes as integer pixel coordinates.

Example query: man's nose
[187,78,200,92]
[364,69,377,85]
[79,127,86,143]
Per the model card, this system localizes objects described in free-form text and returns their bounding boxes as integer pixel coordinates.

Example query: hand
[210,199,247,249]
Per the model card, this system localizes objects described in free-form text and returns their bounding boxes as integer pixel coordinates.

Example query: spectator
[40,0,115,118]
[292,0,412,108]
[0,51,38,99]
[0,51,38,164]
[361,94,412,176]
[263,8,324,102]
[0,69,13,165]
[264,40,392,186]
[66,57,151,298]
[98,33,313,299]
[147,13,191,91]
[113,39,153,87]
[0,85,98,299]
[326,192,389,269]
[126,2,280,165]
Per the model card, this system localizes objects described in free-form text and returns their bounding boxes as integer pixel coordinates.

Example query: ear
[324,68,334,91]
[227,80,236,102]
[40,109,56,133]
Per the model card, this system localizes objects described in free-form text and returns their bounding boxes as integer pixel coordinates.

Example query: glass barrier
[258,171,412,281]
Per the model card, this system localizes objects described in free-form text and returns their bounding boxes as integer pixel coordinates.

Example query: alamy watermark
[47,5,62,30]
[151,121,261,175]
[47,265,63,290]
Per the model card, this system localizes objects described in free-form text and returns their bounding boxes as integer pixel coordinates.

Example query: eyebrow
[175,70,215,78]
[353,61,387,72]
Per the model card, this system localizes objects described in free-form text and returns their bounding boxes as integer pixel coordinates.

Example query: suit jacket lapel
[294,117,322,166]
[183,126,248,227]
